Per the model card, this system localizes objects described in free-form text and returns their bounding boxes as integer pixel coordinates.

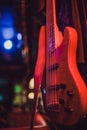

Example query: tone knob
[64,106,74,113]
[67,90,74,96]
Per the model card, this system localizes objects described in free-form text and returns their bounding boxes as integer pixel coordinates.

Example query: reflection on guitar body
[34,0,87,126]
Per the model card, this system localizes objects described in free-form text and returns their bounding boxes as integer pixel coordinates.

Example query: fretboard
[46,0,57,53]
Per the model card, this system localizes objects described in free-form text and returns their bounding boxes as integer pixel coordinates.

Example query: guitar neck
[46,0,57,27]
[46,0,59,55]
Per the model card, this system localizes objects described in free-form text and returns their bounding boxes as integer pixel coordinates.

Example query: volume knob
[64,106,74,113]
[67,90,74,96]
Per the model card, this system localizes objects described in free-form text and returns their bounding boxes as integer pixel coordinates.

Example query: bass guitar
[34,0,87,126]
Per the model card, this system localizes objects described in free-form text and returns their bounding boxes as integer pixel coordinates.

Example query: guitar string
[48,0,54,109]
[46,0,58,111]
[46,0,51,108]
[52,0,58,108]
[51,0,55,109]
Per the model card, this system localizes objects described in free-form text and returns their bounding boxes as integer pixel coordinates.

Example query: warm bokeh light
[13,95,22,105]
[4,40,13,50]
[28,92,34,99]
[29,77,34,89]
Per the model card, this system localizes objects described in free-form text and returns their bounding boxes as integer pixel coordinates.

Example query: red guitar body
[34,0,87,126]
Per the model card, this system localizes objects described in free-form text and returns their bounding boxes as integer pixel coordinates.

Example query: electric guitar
[34,0,87,126]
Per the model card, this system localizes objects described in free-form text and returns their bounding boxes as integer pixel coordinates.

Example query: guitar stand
[29,86,57,130]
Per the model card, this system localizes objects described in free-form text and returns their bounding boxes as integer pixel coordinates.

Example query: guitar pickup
[47,84,61,91]
[47,84,66,91]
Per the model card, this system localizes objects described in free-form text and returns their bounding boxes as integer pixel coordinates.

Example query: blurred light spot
[22,96,27,103]
[28,92,34,99]
[17,33,22,40]
[0,95,4,101]
[14,84,22,93]
[4,40,12,50]
[16,42,22,49]
[29,78,34,89]
[21,50,26,58]
[2,27,14,39]
[13,95,22,105]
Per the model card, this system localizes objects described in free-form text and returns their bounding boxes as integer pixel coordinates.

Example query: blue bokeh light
[1,27,14,39]
[0,8,23,62]
[0,9,15,39]
[17,33,22,41]
[0,9,14,26]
